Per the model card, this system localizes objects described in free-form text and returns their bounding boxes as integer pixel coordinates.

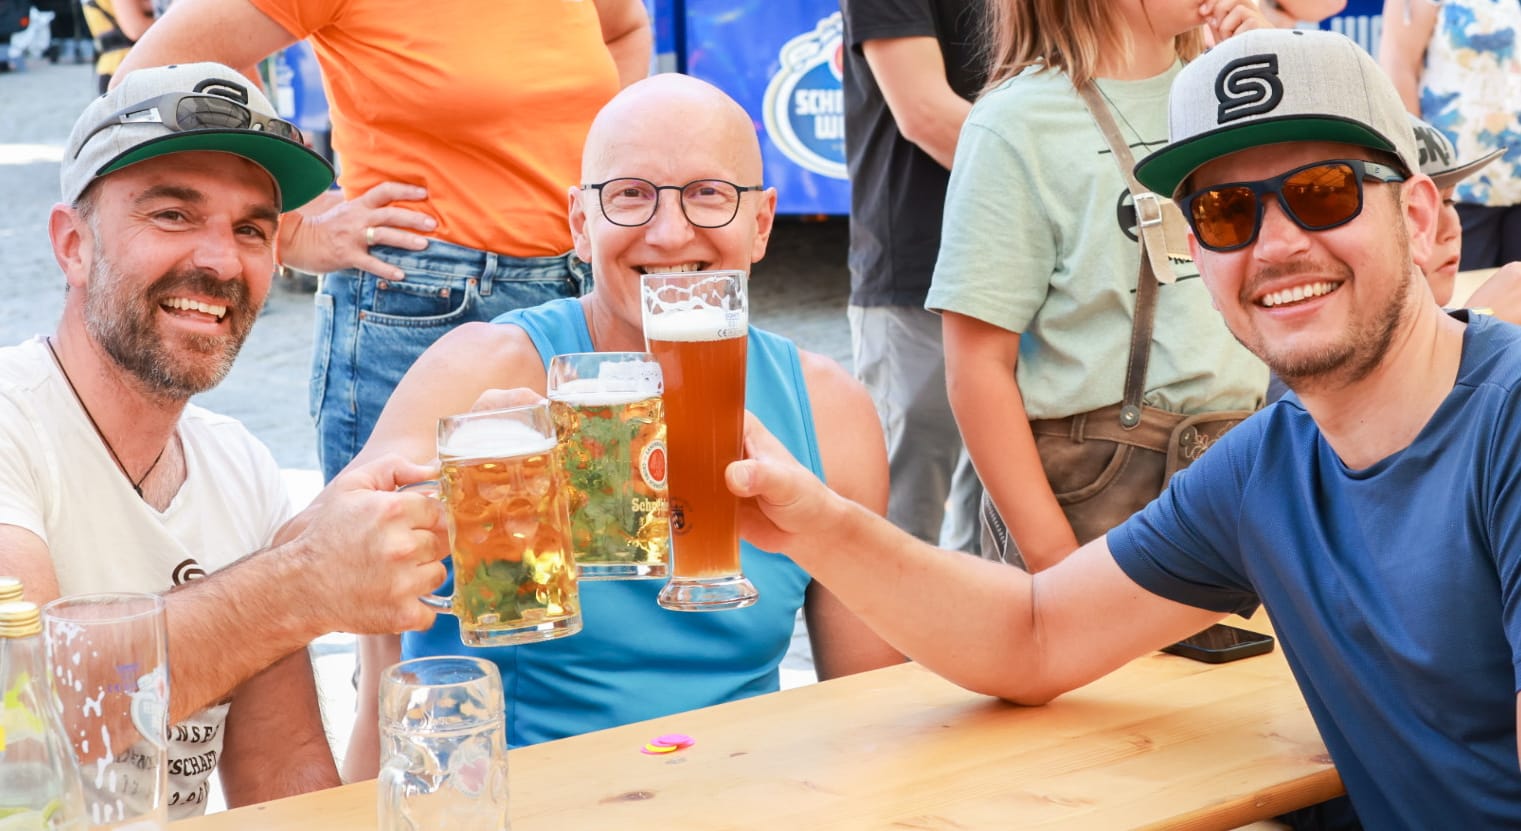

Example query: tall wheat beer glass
[640,270,758,611]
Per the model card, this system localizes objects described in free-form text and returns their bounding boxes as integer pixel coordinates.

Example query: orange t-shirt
[249,0,620,257]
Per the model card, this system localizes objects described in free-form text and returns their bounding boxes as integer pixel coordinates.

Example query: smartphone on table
[1161,623,1275,663]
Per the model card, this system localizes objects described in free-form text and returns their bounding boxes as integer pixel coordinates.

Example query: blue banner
[1320,0,1383,55]
[684,0,850,215]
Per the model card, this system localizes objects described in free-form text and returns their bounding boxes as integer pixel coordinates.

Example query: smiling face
[568,75,777,334]
[63,151,279,400]
[1187,141,1432,391]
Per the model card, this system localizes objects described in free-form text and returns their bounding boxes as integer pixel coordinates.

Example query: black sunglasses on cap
[1179,159,1407,253]
[73,92,305,160]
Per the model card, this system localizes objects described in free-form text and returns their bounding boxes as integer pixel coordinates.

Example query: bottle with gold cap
[0,592,86,830]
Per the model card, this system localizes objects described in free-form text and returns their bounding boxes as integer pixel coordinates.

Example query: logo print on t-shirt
[1215,55,1284,124]
[171,558,207,586]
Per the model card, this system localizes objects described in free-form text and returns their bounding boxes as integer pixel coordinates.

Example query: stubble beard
[1247,251,1415,395]
[82,247,257,402]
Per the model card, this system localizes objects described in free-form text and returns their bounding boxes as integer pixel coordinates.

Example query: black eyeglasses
[1179,159,1407,252]
[74,92,305,159]
[581,178,764,228]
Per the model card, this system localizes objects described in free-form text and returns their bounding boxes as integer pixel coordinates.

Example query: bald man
[341,74,902,775]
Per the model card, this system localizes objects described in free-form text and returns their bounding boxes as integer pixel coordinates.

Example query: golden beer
[549,377,671,579]
[641,270,759,611]
[434,410,581,645]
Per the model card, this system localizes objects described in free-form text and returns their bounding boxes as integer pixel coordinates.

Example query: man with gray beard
[0,63,452,817]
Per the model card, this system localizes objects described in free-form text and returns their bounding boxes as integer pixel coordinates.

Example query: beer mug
[378,656,510,831]
[42,592,170,830]
[640,270,759,611]
[419,403,582,646]
[547,352,671,580]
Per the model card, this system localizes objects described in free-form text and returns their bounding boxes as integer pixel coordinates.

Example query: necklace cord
[44,337,167,499]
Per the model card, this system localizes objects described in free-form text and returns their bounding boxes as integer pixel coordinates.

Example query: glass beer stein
[378,656,510,831]
[420,403,582,645]
[547,351,671,580]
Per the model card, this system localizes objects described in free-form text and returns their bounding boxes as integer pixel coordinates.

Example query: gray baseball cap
[61,62,334,210]
[1134,29,1420,199]
[1408,113,1504,190]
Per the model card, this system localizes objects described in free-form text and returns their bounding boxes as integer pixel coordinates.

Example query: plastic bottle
[0,598,86,830]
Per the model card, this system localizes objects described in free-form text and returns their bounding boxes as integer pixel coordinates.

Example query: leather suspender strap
[1077,82,1167,430]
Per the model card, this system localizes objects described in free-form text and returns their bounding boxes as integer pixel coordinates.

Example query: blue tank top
[402,297,824,746]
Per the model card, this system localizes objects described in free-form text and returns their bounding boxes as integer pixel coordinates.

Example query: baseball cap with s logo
[1133,29,1421,200]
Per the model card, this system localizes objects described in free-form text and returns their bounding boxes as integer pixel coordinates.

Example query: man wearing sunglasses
[724,28,1521,827]
[0,63,453,817]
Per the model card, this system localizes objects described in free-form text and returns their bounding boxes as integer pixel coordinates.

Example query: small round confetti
[654,733,694,748]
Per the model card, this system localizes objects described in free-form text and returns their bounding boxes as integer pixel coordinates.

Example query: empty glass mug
[378,656,510,831]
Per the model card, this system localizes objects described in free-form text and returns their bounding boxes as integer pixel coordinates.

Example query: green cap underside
[1134,116,1400,198]
[97,130,334,211]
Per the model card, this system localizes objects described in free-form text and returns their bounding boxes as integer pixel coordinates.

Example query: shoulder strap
[1076,82,1171,430]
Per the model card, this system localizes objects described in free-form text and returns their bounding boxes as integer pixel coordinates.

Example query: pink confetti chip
[654,733,694,748]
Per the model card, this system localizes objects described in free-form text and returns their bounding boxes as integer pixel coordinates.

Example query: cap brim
[96,129,334,211]
[1134,115,1404,198]
[1430,147,1505,190]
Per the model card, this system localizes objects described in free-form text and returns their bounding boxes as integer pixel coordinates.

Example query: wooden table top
[177,616,1339,831]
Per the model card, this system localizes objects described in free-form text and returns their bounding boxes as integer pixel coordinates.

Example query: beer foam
[549,377,657,406]
[441,417,556,459]
[643,306,747,343]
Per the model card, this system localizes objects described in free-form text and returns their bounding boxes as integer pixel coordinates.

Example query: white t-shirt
[0,337,293,819]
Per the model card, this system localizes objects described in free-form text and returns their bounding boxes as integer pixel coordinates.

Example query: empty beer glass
[420,403,582,645]
[640,270,759,611]
[42,592,169,831]
[547,351,671,580]
[378,656,510,831]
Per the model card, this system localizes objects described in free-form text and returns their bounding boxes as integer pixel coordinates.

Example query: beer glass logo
[762,13,848,180]
[640,440,668,490]
[670,500,688,534]
[130,666,169,750]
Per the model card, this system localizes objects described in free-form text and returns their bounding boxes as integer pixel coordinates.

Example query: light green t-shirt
[926,63,1266,420]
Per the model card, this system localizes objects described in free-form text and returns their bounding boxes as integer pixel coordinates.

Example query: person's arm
[1461,264,1521,324]
[593,0,651,88]
[112,0,296,85]
[728,415,1223,703]
[116,0,156,40]
[217,648,340,806]
[1378,0,1438,114]
[861,37,971,170]
[341,633,400,783]
[1,454,447,724]
[942,312,1078,571]
[795,351,904,679]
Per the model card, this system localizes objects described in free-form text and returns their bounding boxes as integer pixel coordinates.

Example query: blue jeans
[310,240,591,480]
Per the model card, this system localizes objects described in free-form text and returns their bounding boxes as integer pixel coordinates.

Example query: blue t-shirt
[1110,313,1521,829]
[403,298,821,747]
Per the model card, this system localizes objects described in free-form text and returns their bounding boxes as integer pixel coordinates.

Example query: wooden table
[177,617,1339,830]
